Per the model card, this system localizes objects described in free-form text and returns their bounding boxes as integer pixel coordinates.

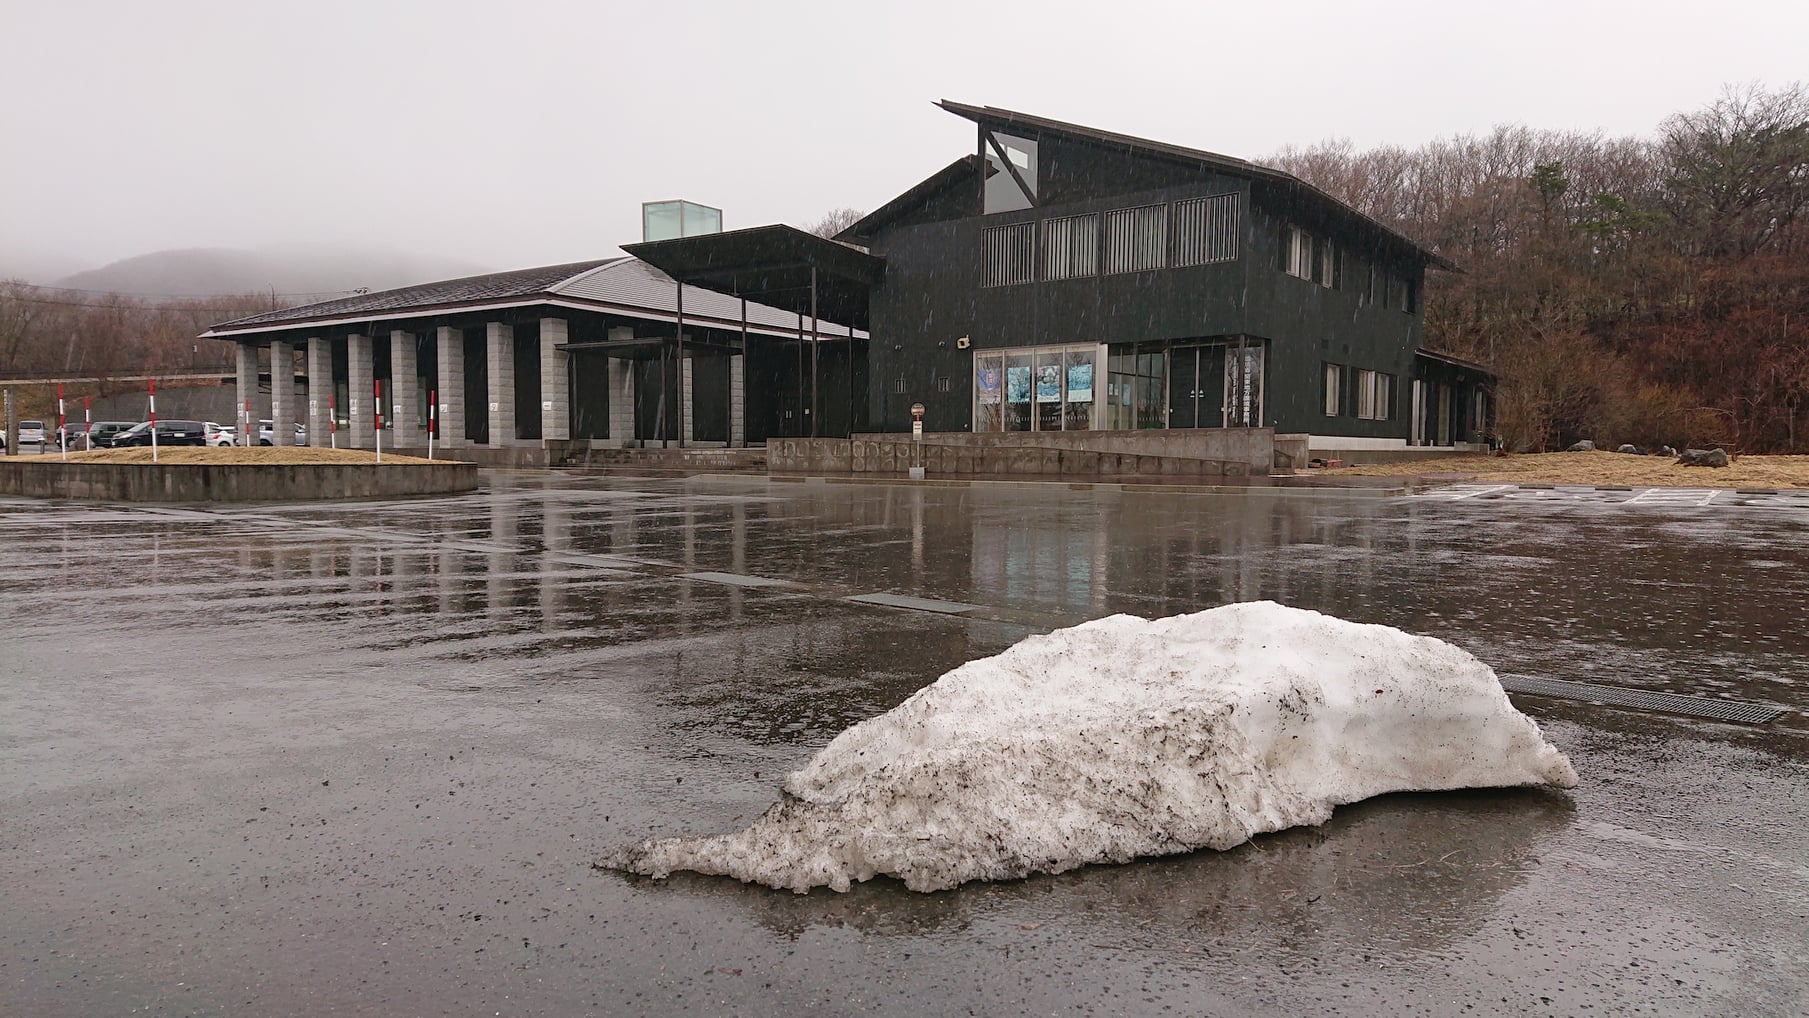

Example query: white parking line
[1627,488,1721,507]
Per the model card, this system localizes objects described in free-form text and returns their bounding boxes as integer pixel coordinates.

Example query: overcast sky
[3,0,1804,277]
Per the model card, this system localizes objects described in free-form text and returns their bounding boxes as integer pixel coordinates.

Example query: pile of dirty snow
[602,601,1577,893]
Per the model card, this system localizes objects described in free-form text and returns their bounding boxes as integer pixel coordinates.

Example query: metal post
[809,265,819,439]
[329,394,336,449]
[149,377,158,463]
[375,379,383,464]
[428,388,437,460]
[675,278,685,449]
[739,296,748,448]
[58,383,65,462]
[84,396,91,451]
[796,311,805,438]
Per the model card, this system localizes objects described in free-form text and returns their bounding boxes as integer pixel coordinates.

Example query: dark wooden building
[634,101,1493,459]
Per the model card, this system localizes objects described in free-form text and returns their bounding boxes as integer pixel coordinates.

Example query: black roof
[838,154,986,243]
[209,259,620,331]
[936,100,1457,271]
[624,225,884,331]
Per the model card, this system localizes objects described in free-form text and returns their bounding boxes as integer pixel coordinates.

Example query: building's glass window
[982,223,1037,286]
[983,131,1038,214]
[975,343,1102,432]
[641,200,722,242]
[1042,214,1099,280]
[1175,194,1240,266]
[1283,224,1336,286]
[1323,363,1343,416]
[1105,204,1168,273]
[1357,369,1393,420]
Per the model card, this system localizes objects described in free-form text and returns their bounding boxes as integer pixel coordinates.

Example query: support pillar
[540,317,569,443]
[680,356,695,445]
[270,339,295,446]
[436,326,464,449]
[607,339,634,446]
[307,337,332,445]
[235,342,258,445]
[390,330,419,450]
[486,322,514,447]
[730,353,745,448]
[346,333,373,449]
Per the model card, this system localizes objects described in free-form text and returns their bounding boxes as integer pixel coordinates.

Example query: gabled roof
[202,256,860,340]
[838,154,986,243]
[210,259,619,330]
[936,100,1457,271]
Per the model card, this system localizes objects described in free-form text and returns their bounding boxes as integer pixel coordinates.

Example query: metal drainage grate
[844,592,979,615]
[1500,675,1788,724]
[680,571,796,588]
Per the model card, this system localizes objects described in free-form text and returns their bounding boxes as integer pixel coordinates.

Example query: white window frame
[1356,369,1392,421]
[1324,363,1343,417]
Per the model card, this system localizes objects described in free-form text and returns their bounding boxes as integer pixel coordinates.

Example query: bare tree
[805,207,867,239]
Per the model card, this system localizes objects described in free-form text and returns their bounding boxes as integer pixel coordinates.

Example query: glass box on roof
[642,200,723,242]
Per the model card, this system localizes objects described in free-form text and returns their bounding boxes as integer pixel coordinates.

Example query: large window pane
[1004,353,1032,431]
[975,354,1004,432]
[1064,350,1095,430]
[983,131,1037,214]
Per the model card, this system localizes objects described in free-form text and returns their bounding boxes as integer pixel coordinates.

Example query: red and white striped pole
[149,377,159,463]
[57,383,66,461]
[329,394,337,450]
[243,397,251,448]
[428,388,436,461]
[374,379,383,464]
[83,396,91,451]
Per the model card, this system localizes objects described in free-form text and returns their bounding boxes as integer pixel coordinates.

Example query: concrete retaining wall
[0,461,479,502]
[770,429,1277,478]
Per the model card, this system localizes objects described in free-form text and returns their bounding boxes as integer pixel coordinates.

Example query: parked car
[17,420,47,450]
[256,419,309,446]
[109,420,207,447]
[87,421,137,447]
[203,422,236,447]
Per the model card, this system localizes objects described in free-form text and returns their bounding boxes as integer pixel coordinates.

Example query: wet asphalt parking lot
[2,472,1806,1017]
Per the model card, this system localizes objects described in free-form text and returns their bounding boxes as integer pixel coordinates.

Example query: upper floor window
[1042,214,1099,280]
[1175,194,1240,266]
[1104,204,1167,274]
[983,131,1038,214]
[1284,225,1337,287]
[983,222,1037,286]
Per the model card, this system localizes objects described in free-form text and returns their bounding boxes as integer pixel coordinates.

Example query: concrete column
[390,330,419,450]
[680,356,695,444]
[540,317,569,442]
[607,356,634,447]
[436,326,464,449]
[307,337,332,445]
[270,339,296,446]
[235,342,258,445]
[730,353,745,448]
[346,333,373,449]
[486,321,514,446]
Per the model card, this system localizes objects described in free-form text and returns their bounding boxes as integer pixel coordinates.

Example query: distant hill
[53,244,491,299]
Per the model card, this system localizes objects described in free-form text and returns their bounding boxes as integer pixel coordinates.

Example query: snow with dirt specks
[604,601,1578,892]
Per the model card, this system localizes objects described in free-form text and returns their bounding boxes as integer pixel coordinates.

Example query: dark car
[109,420,207,447]
[86,421,137,447]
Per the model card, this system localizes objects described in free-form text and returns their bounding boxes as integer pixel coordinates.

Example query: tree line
[1268,83,1809,453]
[0,283,275,380]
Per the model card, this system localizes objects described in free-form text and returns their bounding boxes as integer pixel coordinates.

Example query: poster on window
[1065,362,1093,402]
[1006,366,1032,403]
[978,366,1002,404]
[1036,363,1062,402]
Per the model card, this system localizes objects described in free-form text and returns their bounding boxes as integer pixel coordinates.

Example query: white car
[204,422,236,447]
[257,420,309,446]
[17,420,48,451]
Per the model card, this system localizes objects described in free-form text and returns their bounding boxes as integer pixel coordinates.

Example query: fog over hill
[51,244,492,299]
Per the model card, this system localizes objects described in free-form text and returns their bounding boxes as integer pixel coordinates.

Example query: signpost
[909,402,926,480]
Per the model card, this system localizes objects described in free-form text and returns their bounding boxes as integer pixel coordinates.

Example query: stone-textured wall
[0,461,479,502]
[769,429,1277,478]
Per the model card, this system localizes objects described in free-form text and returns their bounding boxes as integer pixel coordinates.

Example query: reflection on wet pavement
[1,473,1805,1016]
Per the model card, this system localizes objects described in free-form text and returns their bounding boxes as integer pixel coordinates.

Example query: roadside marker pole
[149,377,158,463]
[329,394,337,449]
[84,397,91,451]
[243,398,251,448]
[375,379,383,464]
[428,389,436,461]
[58,383,65,462]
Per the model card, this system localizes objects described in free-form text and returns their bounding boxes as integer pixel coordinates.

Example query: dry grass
[20,447,449,466]
[1323,450,1809,490]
